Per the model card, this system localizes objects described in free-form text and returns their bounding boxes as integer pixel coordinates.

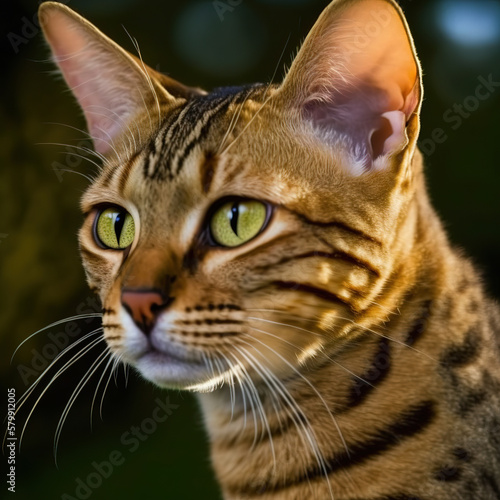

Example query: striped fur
[40,0,500,499]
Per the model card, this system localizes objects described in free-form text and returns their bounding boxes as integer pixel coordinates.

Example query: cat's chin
[134,349,213,391]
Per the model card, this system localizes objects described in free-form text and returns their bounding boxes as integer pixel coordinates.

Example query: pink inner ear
[303,83,413,169]
[373,110,407,157]
[42,8,147,154]
[53,51,123,153]
[280,0,420,172]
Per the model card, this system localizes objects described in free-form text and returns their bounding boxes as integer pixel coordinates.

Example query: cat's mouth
[117,312,218,389]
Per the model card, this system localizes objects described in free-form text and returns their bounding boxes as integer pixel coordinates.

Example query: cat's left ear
[38,2,204,155]
[276,0,422,173]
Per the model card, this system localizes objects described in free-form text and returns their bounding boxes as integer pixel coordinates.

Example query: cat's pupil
[114,211,126,242]
[230,203,239,235]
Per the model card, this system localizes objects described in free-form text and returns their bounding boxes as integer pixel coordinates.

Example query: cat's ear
[38,2,203,155]
[276,0,421,173]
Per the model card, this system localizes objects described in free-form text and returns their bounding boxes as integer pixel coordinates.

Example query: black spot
[457,389,487,416]
[434,465,462,482]
[467,299,479,314]
[453,448,473,462]
[440,329,481,368]
[405,301,432,346]
[344,337,391,409]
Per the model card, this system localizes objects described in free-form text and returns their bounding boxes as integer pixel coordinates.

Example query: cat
[38,0,500,499]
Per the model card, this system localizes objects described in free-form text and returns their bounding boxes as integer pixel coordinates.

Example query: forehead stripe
[143,105,185,180]
[154,93,234,181]
[145,87,258,182]
[173,97,234,177]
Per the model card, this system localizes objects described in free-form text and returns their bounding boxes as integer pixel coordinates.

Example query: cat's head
[40,0,422,391]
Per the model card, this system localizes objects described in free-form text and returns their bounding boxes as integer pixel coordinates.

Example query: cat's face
[40,0,422,391]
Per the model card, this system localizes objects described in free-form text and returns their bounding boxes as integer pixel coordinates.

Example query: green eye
[210,200,268,248]
[95,208,135,249]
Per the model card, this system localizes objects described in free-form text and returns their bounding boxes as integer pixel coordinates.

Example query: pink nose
[121,289,170,334]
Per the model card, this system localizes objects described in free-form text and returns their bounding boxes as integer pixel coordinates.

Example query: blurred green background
[1,0,499,499]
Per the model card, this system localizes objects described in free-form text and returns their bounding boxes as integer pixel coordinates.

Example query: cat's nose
[121,288,172,334]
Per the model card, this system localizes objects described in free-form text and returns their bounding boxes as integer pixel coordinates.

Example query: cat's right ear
[275,0,422,175]
[38,2,203,155]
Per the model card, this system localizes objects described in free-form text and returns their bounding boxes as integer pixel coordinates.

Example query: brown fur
[39,0,500,498]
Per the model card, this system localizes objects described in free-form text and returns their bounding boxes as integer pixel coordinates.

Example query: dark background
[1,1,499,499]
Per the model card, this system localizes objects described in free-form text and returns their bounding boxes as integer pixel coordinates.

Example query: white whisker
[53,347,111,464]
[11,313,102,363]
[244,329,350,458]
[17,334,105,452]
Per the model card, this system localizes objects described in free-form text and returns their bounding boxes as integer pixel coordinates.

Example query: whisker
[217,92,251,154]
[124,28,162,128]
[247,308,434,360]
[55,151,102,173]
[100,355,123,420]
[335,315,436,362]
[90,355,115,429]
[246,321,375,390]
[86,107,135,158]
[41,122,110,165]
[247,316,324,338]
[14,328,104,418]
[53,347,111,465]
[17,334,105,452]
[3,329,103,453]
[52,165,95,183]
[222,93,274,155]
[11,313,102,362]
[233,343,333,498]
[243,329,350,458]
[225,349,277,468]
